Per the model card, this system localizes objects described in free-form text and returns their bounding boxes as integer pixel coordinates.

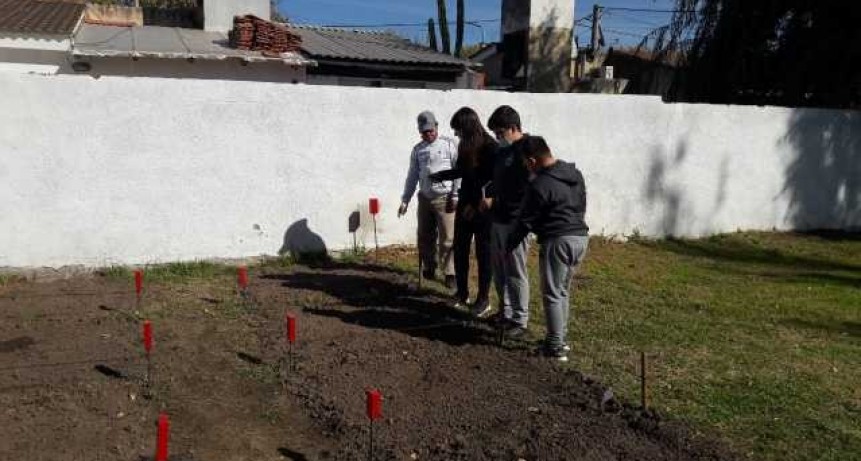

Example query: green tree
[653,0,861,108]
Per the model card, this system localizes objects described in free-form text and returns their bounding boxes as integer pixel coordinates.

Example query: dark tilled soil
[0,258,738,461]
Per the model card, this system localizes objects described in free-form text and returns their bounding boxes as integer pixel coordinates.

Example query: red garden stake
[366,388,383,461]
[155,412,170,461]
[134,269,143,307]
[285,313,297,372]
[142,320,153,395]
[369,198,380,258]
[237,266,249,300]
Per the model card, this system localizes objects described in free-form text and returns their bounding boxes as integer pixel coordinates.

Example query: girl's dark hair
[450,107,494,169]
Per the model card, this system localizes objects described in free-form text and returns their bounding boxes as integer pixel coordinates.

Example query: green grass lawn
[533,232,861,461]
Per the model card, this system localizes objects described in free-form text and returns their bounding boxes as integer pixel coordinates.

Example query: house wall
[0,35,70,74]
[1,73,859,267]
[204,0,268,32]
[64,56,306,83]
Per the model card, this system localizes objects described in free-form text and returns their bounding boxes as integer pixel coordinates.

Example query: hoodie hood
[542,160,581,186]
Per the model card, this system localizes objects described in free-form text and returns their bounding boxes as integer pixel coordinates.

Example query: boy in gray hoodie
[508,136,589,362]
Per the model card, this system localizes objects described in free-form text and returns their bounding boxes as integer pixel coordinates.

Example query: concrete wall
[204,0,268,32]
[0,73,858,267]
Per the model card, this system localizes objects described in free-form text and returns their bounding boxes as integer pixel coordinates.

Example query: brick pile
[229,15,302,54]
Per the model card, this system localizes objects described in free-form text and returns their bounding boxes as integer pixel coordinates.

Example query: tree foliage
[652,0,861,108]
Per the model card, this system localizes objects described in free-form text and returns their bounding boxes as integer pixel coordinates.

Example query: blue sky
[276,0,678,47]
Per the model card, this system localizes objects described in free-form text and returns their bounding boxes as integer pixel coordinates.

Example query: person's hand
[462,204,475,221]
[445,198,457,213]
[479,197,493,212]
[397,202,408,218]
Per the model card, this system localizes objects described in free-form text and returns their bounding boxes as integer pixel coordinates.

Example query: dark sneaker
[470,298,492,318]
[421,270,436,281]
[538,340,572,353]
[444,275,457,290]
[501,322,528,339]
[487,312,509,326]
[541,344,569,362]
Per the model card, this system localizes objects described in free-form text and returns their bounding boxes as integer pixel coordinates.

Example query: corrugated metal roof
[287,25,474,67]
[0,0,84,35]
[72,24,314,65]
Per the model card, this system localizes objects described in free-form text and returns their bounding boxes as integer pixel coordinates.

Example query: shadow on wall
[783,110,861,230]
[644,143,685,236]
[279,219,328,261]
[644,140,728,237]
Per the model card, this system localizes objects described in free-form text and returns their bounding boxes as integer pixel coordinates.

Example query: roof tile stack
[229,15,255,50]
[229,15,302,54]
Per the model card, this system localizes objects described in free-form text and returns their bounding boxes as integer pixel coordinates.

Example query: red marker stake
[134,270,143,306]
[237,266,249,298]
[155,412,170,461]
[285,313,297,372]
[366,389,383,461]
[143,320,153,393]
[369,198,380,259]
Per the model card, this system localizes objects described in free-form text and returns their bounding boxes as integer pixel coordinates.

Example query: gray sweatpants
[490,222,530,328]
[539,235,589,350]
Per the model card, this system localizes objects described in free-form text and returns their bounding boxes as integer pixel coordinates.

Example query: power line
[604,11,669,28]
[319,18,499,29]
[603,7,697,14]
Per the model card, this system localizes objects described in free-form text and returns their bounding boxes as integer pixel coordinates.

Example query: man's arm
[401,147,419,205]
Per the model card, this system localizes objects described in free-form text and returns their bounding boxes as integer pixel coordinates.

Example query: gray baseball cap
[417,111,438,132]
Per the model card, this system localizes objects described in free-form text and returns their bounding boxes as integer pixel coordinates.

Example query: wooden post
[640,351,649,410]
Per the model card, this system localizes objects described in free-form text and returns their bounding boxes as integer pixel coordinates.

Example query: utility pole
[591,4,602,55]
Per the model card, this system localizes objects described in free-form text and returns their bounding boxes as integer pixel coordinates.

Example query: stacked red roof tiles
[229,15,302,55]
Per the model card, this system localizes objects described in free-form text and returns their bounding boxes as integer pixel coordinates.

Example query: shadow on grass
[265,271,494,346]
[781,319,861,340]
[642,235,861,274]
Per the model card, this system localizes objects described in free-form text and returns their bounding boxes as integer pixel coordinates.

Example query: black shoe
[486,311,507,325]
[421,270,436,281]
[501,321,528,339]
[541,345,569,362]
[444,275,457,290]
[470,298,492,318]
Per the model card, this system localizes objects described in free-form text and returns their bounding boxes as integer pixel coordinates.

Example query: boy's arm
[507,185,543,251]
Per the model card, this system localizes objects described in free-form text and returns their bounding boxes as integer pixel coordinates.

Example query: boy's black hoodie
[508,159,588,250]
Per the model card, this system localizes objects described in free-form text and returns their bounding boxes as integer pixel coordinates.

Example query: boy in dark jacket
[508,136,589,362]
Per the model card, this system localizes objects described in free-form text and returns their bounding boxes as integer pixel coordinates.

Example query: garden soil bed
[0,255,738,461]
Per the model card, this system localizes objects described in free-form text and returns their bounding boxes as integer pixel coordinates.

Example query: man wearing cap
[399,111,459,288]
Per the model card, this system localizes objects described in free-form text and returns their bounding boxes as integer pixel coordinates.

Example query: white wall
[529,0,575,29]
[0,73,858,267]
[204,0,269,32]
